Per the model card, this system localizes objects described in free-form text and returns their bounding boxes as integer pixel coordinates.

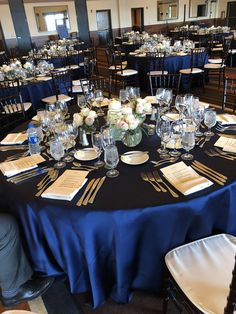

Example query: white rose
[136,103,144,114]
[121,106,132,115]
[3,66,11,73]
[124,114,136,124]
[80,107,90,117]
[116,119,128,131]
[85,115,95,126]
[88,110,97,118]
[143,102,152,113]
[73,113,83,127]
[128,118,139,130]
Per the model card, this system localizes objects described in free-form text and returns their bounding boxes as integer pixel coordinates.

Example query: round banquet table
[128,52,208,92]
[0,110,236,308]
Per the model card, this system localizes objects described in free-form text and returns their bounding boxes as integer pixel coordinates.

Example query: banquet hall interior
[0,0,236,313]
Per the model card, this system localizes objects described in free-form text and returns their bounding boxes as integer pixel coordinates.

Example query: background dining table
[0,108,235,308]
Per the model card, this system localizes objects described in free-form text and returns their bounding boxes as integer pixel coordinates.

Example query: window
[44,12,70,32]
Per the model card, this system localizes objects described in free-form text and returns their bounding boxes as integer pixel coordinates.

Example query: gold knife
[194,160,227,180]
[88,176,106,204]
[76,178,95,207]
[191,165,225,186]
[82,177,101,206]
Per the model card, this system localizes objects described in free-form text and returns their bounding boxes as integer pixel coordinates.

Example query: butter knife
[76,178,96,207]
[82,178,101,206]
[88,176,106,204]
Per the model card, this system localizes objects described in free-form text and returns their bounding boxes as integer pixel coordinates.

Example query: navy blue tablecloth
[0,117,235,307]
[128,53,208,92]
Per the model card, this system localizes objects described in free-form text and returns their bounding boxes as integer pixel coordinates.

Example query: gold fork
[152,170,179,198]
[35,170,59,197]
[205,150,234,160]
[141,172,160,192]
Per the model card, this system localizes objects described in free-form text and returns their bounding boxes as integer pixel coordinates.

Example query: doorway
[226,1,236,27]
[131,8,144,32]
[96,10,112,46]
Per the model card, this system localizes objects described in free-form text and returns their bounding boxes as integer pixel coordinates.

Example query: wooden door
[96,10,112,46]
[131,8,144,32]
[227,2,236,27]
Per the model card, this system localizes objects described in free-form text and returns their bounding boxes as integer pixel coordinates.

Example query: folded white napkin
[0,133,27,145]
[161,161,213,195]
[41,170,88,201]
[223,145,236,153]
[217,114,236,125]
[214,136,236,150]
[0,154,45,177]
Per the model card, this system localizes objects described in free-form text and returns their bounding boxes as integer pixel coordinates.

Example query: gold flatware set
[76,176,106,206]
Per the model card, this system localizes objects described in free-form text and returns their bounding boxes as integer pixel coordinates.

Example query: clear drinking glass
[91,131,105,167]
[104,144,119,178]
[192,107,204,137]
[50,139,66,169]
[181,130,195,160]
[157,119,171,159]
[94,89,104,116]
[204,109,217,137]
[101,125,115,149]
[56,101,68,119]
[169,120,182,157]
[184,93,193,118]
[119,89,129,104]
[175,95,186,120]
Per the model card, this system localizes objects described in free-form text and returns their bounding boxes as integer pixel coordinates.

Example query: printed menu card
[0,132,27,145]
[214,136,236,153]
[217,114,236,125]
[41,170,88,201]
[160,161,213,195]
[0,154,45,177]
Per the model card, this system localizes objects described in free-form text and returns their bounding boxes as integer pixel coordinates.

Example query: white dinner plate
[74,148,98,161]
[2,311,37,314]
[121,151,149,165]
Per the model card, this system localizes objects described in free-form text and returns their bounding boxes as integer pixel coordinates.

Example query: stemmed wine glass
[192,107,204,137]
[94,89,104,116]
[157,119,171,159]
[56,101,68,120]
[91,131,105,167]
[175,95,186,120]
[104,144,119,178]
[169,120,182,157]
[100,125,115,149]
[183,93,193,118]
[50,139,66,169]
[119,89,129,104]
[181,125,195,160]
[204,109,217,137]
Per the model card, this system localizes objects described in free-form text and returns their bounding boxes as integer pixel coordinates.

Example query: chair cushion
[148,70,168,76]
[116,69,138,76]
[204,63,225,69]
[42,94,72,103]
[165,234,236,314]
[208,58,222,64]
[229,49,236,54]
[71,85,88,93]
[66,64,79,70]
[72,79,88,86]
[179,68,203,74]
[3,102,32,114]
[212,47,223,51]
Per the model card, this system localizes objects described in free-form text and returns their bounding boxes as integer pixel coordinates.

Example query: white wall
[0,4,16,39]
[24,1,78,37]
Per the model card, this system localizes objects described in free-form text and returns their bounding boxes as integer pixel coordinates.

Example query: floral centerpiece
[115,111,144,147]
[128,97,152,119]
[0,60,26,80]
[73,107,98,133]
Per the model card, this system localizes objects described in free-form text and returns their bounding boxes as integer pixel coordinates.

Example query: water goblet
[50,139,66,169]
[157,119,171,159]
[192,107,204,137]
[119,89,129,104]
[100,125,115,149]
[181,128,195,160]
[91,131,105,167]
[56,101,68,119]
[204,109,216,137]
[104,144,119,178]
[184,93,194,118]
[175,95,186,120]
[94,89,104,116]
[169,120,182,157]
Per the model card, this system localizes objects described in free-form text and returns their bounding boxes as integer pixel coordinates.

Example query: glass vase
[122,128,142,147]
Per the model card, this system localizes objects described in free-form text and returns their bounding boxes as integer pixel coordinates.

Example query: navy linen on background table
[0,116,235,308]
[128,52,208,92]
